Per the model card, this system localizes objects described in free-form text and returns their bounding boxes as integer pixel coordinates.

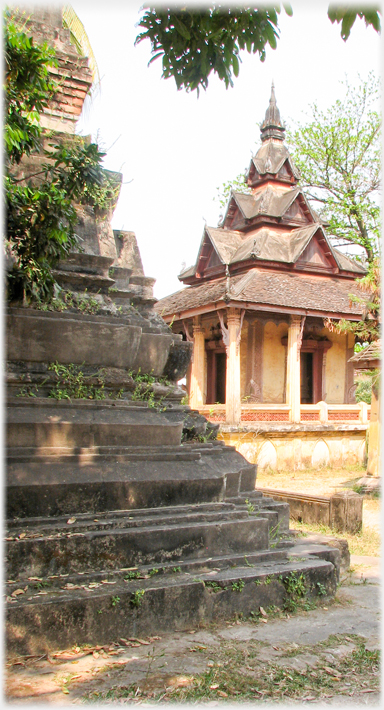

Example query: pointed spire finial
[260,82,285,142]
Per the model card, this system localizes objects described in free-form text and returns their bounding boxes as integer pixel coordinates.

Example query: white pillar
[286,315,302,423]
[225,308,242,426]
[189,319,205,409]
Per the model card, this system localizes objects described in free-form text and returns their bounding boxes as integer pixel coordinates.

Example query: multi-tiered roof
[157,86,365,321]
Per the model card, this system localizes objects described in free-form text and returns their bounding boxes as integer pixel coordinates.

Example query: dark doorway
[206,350,226,404]
[215,353,226,403]
[300,352,313,403]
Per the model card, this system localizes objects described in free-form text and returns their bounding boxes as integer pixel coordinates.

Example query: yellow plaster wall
[321,329,347,403]
[262,321,288,403]
[219,429,367,471]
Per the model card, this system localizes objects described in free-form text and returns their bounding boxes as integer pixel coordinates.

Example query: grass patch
[292,519,380,557]
[257,464,367,497]
[82,638,379,703]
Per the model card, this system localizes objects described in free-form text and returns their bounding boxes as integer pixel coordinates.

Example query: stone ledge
[257,487,363,535]
[220,423,368,434]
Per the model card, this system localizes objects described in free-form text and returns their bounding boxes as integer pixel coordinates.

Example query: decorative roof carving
[260,82,286,142]
[248,141,300,185]
[178,223,365,285]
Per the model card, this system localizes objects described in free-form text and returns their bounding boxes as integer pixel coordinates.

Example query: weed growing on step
[127,368,170,388]
[231,579,245,593]
[181,429,217,444]
[129,370,167,411]
[171,566,182,574]
[269,519,284,549]
[32,580,51,590]
[48,362,106,400]
[34,295,68,312]
[36,290,102,315]
[123,570,141,581]
[315,581,327,596]
[352,483,365,494]
[16,373,48,398]
[111,596,120,607]
[130,589,145,607]
[280,572,307,612]
[204,580,222,593]
[45,363,172,406]
[66,291,101,315]
[148,568,159,576]
[245,498,255,514]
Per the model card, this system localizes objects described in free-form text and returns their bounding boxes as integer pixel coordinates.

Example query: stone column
[286,315,302,423]
[189,318,205,409]
[225,308,243,426]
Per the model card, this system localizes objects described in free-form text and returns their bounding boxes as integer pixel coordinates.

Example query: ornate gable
[283,192,313,224]
[247,150,299,188]
[294,231,338,272]
[194,229,226,279]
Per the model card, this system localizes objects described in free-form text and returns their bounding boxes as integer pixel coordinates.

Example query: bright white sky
[69,1,381,299]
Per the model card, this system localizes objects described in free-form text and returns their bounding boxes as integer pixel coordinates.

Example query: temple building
[156,86,370,469]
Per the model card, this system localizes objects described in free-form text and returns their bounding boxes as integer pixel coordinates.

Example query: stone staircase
[6,398,339,655]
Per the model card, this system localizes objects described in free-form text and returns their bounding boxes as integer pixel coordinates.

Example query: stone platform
[6,399,340,656]
[6,306,341,656]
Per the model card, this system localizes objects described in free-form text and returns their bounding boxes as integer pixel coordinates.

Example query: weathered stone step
[7,441,229,463]
[6,516,271,579]
[7,505,251,537]
[7,401,182,449]
[227,494,290,532]
[6,501,238,529]
[7,445,257,518]
[6,556,338,655]
[5,547,289,593]
[6,468,225,518]
[7,307,190,378]
[7,448,203,464]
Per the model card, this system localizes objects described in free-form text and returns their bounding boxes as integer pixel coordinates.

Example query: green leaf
[341,10,357,40]
[232,53,239,77]
[360,10,381,32]
[172,15,191,41]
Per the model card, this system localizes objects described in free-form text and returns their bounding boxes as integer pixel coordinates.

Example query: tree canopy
[286,74,381,265]
[325,257,380,343]
[135,4,381,93]
[4,11,111,304]
[4,10,57,163]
